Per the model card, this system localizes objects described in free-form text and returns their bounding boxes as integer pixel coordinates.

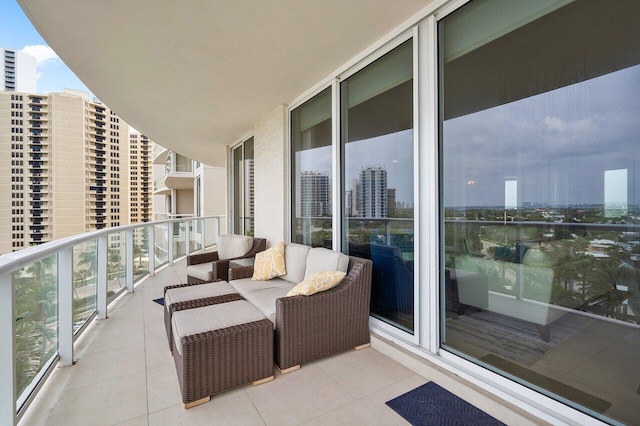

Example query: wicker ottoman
[171,300,274,408]
[164,281,243,350]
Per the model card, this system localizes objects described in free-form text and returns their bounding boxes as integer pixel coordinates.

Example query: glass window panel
[232,145,243,234]
[231,138,254,236]
[439,1,640,424]
[291,87,333,248]
[244,138,255,236]
[107,232,126,302]
[154,223,169,267]
[342,40,415,333]
[133,227,149,282]
[73,240,98,332]
[14,254,58,404]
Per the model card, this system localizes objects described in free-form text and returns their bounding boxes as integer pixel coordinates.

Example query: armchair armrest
[187,251,219,266]
[229,265,254,280]
[164,279,223,296]
[275,257,372,370]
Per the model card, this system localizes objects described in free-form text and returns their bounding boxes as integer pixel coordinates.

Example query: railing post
[125,229,134,293]
[185,220,191,257]
[58,248,74,367]
[0,272,16,425]
[168,222,174,264]
[97,235,108,320]
[148,225,155,277]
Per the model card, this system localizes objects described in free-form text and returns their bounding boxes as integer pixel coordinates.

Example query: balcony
[152,144,169,165]
[0,217,533,425]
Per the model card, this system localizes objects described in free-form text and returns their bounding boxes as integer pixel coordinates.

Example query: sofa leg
[184,396,210,409]
[252,375,274,386]
[277,364,301,374]
[354,343,371,351]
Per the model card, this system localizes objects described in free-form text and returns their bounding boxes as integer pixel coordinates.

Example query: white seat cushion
[172,300,265,355]
[304,248,349,279]
[186,262,215,282]
[164,281,237,313]
[280,243,311,284]
[218,234,253,260]
[229,277,294,324]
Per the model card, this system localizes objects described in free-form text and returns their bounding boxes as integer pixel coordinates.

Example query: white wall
[16,51,37,93]
[253,104,287,247]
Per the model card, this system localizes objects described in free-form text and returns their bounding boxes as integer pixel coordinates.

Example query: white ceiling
[19,0,431,166]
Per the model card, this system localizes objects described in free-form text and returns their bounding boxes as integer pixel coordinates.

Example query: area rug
[386,382,505,425]
[152,297,164,306]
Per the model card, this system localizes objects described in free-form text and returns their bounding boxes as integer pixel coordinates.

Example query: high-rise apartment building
[1,48,37,93]
[356,165,387,218]
[300,171,330,217]
[0,89,129,254]
[128,131,152,224]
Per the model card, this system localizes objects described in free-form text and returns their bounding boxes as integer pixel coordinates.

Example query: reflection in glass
[231,138,255,236]
[342,40,414,333]
[291,87,333,248]
[440,1,640,423]
[14,254,58,403]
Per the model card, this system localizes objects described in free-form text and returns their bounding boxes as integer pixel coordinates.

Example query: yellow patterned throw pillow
[252,241,286,280]
[286,271,346,296]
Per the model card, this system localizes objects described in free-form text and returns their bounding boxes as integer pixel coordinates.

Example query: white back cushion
[218,234,253,260]
[304,247,349,279]
[281,243,311,284]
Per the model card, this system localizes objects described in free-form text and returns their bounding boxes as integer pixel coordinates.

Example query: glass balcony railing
[0,216,223,424]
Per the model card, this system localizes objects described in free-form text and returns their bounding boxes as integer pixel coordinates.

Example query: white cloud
[36,72,42,80]
[20,45,59,65]
[543,116,566,132]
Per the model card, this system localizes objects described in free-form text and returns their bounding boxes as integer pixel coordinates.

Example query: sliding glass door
[439,1,640,423]
[231,137,254,236]
[341,40,415,333]
[290,87,332,248]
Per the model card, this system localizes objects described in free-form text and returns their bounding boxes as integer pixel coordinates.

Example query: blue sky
[0,1,92,96]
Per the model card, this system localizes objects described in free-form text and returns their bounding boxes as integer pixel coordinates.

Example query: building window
[439,1,639,424]
[290,87,332,248]
[231,137,254,236]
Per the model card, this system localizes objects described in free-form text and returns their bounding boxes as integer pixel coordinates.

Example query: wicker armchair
[185,237,266,284]
[229,255,373,371]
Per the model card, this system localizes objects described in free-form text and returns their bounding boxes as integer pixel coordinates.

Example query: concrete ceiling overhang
[18,0,431,166]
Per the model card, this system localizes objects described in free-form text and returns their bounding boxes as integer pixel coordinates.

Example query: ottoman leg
[252,375,274,386]
[185,396,210,409]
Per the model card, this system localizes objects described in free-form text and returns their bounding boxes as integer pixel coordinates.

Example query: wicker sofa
[227,243,373,372]
[186,235,266,284]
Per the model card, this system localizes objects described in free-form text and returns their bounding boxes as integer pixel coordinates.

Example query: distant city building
[128,131,153,224]
[356,165,387,218]
[0,48,37,93]
[300,171,330,217]
[387,188,396,217]
[0,89,130,254]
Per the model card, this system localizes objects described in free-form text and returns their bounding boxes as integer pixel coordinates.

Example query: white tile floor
[20,261,544,426]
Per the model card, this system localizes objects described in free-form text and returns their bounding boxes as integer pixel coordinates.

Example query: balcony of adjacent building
[152,143,169,165]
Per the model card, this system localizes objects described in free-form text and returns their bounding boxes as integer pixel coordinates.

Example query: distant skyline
[295,129,415,205]
[443,63,640,208]
[0,1,93,96]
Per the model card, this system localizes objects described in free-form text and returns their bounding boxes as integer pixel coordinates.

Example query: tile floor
[20,261,544,426]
